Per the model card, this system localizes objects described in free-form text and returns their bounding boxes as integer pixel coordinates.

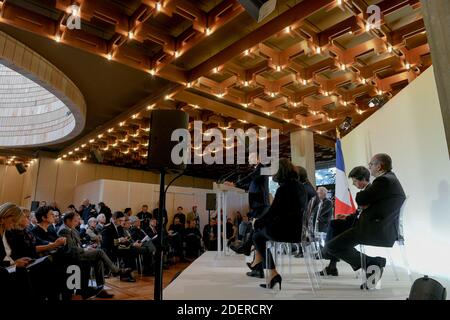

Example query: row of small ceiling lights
[57,101,274,163]
[2,156,37,167]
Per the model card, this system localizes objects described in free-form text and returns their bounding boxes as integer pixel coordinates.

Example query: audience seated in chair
[322,154,406,289]
[32,206,59,245]
[86,217,102,245]
[184,220,203,258]
[58,211,133,298]
[309,186,333,245]
[168,217,186,262]
[137,204,152,234]
[173,206,186,227]
[101,211,137,282]
[1,203,64,301]
[124,215,155,276]
[202,217,218,251]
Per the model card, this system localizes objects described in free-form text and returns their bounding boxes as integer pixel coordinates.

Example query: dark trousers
[78,249,119,286]
[323,226,380,271]
[252,228,276,270]
[323,217,358,264]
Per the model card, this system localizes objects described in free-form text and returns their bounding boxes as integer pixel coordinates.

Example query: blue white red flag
[335,139,356,216]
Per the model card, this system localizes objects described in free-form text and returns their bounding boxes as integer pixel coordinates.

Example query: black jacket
[6,229,38,260]
[354,171,406,247]
[255,179,307,242]
[236,164,270,210]
[310,197,333,233]
[130,226,147,242]
[101,223,124,254]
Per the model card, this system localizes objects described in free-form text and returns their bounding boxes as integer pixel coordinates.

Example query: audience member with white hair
[96,213,107,233]
[86,217,102,244]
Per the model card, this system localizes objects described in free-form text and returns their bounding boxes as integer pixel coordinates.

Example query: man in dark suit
[173,206,186,227]
[236,161,270,219]
[310,187,333,238]
[101,211,136,281]
[231,159,270,256]
[320,166,370,276]
[136,204,152,234]
[58,212,132,298]
[322,154,406,287]
[152,202,168,230]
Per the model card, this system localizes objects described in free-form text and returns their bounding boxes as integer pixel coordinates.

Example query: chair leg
[301,242,316,293]
[360,245,367,289]
[399,242,414,285]
[265,241,273,288]
[304,242,320,289]
[386,249,399,281]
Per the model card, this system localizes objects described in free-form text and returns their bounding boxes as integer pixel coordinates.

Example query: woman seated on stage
[247,158,307,289]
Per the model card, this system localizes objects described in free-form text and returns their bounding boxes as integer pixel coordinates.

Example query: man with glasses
[322,153,406,288]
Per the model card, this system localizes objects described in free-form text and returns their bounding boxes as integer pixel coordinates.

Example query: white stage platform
[164,251,417,300]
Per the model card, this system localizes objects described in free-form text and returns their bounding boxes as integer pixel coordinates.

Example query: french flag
[335,139,356,216]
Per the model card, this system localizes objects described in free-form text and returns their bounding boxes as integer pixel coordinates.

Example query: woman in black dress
[247,159,308,289]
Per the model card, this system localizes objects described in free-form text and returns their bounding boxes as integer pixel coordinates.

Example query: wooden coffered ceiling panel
[0,0,431,178]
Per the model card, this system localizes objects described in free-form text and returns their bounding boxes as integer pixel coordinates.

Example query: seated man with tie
[58,212,132,298]
[101,211,137,282]
[310,187,333,246]
[322,154,406,288]
[319,166,370,276]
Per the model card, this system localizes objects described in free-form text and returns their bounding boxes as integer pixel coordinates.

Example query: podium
[213,182,246,255]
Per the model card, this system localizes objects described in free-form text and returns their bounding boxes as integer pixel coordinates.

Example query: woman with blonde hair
[1,203,33,267]
[1,203,34,301]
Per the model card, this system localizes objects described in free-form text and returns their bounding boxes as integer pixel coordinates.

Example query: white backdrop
[74,179,249,230]
[342,67,450,284]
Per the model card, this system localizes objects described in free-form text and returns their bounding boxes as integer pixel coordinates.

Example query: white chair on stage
[359,196,413,290]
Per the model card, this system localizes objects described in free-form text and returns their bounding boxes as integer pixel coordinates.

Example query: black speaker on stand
[148,109,189,301]
[206,193,217,223]
[15,163,27,175]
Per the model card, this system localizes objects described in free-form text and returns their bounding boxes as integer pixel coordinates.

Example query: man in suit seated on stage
[319,166,370,276]
[322,154,406,288]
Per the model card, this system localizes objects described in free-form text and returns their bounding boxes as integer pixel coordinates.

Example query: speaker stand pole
[154,168,165,301]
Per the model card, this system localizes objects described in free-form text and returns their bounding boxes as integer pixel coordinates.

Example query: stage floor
[164,251,416,300]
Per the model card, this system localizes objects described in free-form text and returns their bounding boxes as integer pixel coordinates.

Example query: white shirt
[2,233,14,265]
[314,199,323,234]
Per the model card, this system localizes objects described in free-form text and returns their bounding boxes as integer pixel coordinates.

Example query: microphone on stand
[218,166,240,184]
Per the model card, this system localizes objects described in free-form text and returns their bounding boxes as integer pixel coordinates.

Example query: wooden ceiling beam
[187,0,336,82]
[387,19,426,46]
[173,90,285,130]
[318,16,360,47]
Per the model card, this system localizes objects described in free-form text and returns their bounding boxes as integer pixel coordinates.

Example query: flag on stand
[334,137,356,216]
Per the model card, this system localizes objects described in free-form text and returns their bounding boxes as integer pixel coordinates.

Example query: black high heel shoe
[260,274,282,289]
[247,261,262,271]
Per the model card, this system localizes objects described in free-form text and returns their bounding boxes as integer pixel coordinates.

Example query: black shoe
[246,269,264,278]
[260,274,282,289]
[294,253,303,258]
[246,261,262,271]
[120,275,136,282]
[81,287,103,300]
[319,267,338,276]
[95,289,114,299]
[112,268,132,277]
